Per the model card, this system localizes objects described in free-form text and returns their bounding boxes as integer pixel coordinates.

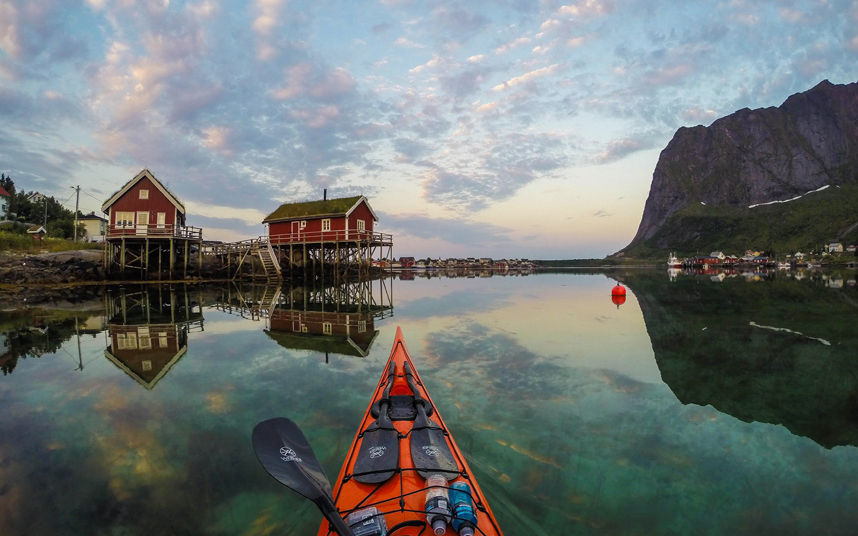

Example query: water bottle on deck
[425,474,452,535]
[449,481,478,536]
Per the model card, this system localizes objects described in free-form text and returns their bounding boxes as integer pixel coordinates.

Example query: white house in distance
[27,192,47,204]
[78,212,108,241]
[710,251,726,260]
[0,184,9,220]
[828,243,844,253]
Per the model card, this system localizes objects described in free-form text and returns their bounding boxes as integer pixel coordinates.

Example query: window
[358,320,366,333]
[138,327,151,349]
[322,219,331,231]
[157,212,166,229]
[300,220,307,228]
[142,361,152,371]
[301,324,308,333]
[159,332,169,348]
[323,322,333,335]
[357,219,365,232]
[139,189,149,199]
[116,212,135,228]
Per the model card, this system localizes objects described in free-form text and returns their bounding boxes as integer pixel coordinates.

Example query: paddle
[251,417,356,536]
[403,362,459,479]
[352,360,400,484]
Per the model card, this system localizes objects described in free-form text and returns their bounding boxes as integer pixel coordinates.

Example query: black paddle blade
[411,404,459,479]
[353,402,400,484]
[252,417,334,502]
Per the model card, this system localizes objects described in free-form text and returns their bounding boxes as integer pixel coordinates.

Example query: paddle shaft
[316,496,356,536]
[403,362,425,408]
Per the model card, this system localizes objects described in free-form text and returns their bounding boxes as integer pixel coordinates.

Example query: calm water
[1,270,858,536]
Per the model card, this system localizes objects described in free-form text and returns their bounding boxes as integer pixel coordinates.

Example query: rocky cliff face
[624,80,858,251]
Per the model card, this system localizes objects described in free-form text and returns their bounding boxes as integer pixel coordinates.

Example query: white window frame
[357,219,365,232]
[139,189,149,200]
[358,320,366,333]
[157,212,166,229]
[159,332,169,348]
[323,322,333,335]
[116,211,135,229]
[300,220,307,228]
[142,360,152,371]
[322,219,331,231]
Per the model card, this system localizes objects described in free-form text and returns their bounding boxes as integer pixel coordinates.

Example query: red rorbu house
[263,195,378,244]
[101,169,202,277]
[261,194,393,274]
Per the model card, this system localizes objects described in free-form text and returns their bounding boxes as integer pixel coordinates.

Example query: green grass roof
[263,196,362,223]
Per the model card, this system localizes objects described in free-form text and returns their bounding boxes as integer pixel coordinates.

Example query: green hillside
[623,184,858,259]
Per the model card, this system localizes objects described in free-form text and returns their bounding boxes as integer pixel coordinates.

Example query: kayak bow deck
[318,327,504,536]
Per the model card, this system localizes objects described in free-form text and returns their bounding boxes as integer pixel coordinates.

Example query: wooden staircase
[253,238,281,282]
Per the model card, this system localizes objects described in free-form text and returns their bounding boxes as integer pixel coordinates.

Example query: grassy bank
[0,231,102,253]
[622,183,858,260]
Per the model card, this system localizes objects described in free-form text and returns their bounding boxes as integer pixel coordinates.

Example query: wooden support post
[184,241,189,279]
[120,238,126,275]
[198,241,202,275]
[170,239,175,280]
[145,238,149,276]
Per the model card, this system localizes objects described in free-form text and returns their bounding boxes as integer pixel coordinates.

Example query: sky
[1,0,856,258]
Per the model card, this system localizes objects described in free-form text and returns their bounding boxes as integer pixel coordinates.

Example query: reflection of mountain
[626,271,858,448]
[212,280,393,359]
[104,286,204,389]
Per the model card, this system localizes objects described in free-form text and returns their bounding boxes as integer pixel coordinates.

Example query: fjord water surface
[1,271,857,535]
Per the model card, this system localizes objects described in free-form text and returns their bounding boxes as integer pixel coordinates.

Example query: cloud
[272,63,356,100]
[492,64,560,91]
[593,137,652,164]
[476,101,499,113]
[395,37,424,48]
[382,212,514,247]
[495,37,531,55]
[372,22,392,34]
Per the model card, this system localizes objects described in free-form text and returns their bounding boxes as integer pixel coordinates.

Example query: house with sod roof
[263,194,378,243]
[236,192,392,279]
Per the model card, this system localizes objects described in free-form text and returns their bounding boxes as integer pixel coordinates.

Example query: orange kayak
[317,327,504,536]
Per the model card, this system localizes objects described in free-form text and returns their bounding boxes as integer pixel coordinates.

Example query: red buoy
[611,294,626,308]
[611,284,626,297]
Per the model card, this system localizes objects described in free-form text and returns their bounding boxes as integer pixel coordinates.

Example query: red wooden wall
[108,176,183,230]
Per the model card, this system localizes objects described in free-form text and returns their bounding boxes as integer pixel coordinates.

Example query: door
[136,212,149,235]
[157,212,166,230]
[291,221,300,242]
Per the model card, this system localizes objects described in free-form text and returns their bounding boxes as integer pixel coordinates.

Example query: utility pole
[72,185,80,241]
[43,198,47,229]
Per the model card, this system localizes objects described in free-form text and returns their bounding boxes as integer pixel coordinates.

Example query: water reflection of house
[103,286,204,389]
[263,280,393,359]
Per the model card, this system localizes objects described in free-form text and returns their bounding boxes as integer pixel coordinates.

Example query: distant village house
[0,185,9,220]
[827,243,844,253]
[27,192,47,204]
[78,212,108,241]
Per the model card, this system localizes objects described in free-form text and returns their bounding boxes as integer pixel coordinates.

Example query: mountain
[620,80,858,258]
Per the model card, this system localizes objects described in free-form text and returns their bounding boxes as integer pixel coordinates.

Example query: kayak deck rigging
[318,329,504,536]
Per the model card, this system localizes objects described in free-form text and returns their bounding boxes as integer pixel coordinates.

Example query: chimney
[324,188,327,201]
